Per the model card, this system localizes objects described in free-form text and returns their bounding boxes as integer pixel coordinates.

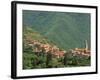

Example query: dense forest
[23,49,90,69]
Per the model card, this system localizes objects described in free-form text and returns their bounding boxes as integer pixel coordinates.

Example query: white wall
[0,0,99,80]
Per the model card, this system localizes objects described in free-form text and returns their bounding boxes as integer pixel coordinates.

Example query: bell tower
[85,40,88,50]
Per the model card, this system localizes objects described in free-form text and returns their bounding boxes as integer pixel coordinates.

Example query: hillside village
[23,28,91,69]
[25,36,90,58]
[71,40,90,57]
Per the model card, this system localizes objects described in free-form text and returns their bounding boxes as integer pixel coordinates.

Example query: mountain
[23,10,91,50]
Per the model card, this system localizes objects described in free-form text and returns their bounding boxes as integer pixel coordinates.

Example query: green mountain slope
[23,10,91,50]
[23,27,54,46]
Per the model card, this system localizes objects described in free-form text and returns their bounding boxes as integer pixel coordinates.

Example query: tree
[23,52,34,69]
[31,54,39,68]
[48,58,58,68]
[64,52,68,66]
[46,51,53,68]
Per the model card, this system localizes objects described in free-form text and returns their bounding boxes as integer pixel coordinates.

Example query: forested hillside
[23,10,91,50]
[23,27,90,69]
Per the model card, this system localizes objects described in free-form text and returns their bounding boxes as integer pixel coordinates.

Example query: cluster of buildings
[26,37,90,58]
[27,39,66,58]
[71,40,90,57]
